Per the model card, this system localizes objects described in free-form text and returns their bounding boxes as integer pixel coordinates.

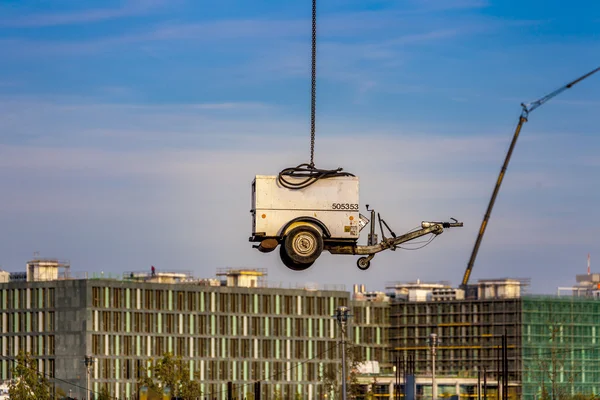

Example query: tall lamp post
[427,333,441,400]
[334,306,351,400]
[84,355,94,400]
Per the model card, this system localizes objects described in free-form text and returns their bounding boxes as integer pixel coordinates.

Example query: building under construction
[381,277,600,400]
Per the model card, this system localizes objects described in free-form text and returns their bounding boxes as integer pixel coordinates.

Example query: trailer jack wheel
[357,256,373,271]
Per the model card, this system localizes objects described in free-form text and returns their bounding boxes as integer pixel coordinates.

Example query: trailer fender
[280,217,331,239]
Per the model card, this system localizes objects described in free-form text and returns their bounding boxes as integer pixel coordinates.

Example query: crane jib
[461,66,600,289]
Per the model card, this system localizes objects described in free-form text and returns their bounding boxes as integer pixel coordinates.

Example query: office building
[0,259,391,400]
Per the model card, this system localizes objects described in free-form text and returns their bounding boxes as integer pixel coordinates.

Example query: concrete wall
[54,280,89,398]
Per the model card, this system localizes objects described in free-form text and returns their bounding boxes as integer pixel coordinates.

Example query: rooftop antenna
[588,253,591,275]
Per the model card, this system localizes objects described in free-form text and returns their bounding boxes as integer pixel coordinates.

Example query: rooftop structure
[557,272,600,297]
[352,284,390,302]
[0,270,8,284]
[216,267,267,288]
[123,270,195,284]
[19,258,72,282]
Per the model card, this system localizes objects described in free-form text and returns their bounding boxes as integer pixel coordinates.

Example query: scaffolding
[521,296,600,400]
[390,297,522,400]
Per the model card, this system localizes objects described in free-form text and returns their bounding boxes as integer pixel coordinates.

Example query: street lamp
[334,306,352,400]
[427,333,441,400]
[84,355,94,400]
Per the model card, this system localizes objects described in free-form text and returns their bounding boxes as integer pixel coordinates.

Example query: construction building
[383,277,600,400]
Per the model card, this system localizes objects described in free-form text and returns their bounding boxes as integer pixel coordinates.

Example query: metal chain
[310,0,317,168]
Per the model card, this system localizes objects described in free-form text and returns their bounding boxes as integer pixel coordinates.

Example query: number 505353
[331,203,358,210]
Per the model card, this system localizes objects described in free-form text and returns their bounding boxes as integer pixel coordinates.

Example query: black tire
[279,245,314,271]
[357,257,371,270]
[283,225,324,265]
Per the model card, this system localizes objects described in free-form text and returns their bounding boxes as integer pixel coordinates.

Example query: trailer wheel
[280,245,314,271]
[357,257,371,270]
[283,225,324,266]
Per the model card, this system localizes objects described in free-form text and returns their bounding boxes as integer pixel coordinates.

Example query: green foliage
[8,351,51,400]
[97,386,111,400]
[319,341,365,400]
[135,353,202,399]
[55,387,67,399]
[539,384,550,400]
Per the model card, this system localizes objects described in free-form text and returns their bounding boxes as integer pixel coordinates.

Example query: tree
[8,351,51,400]
[528,322,582,400]
[136,353,202,399]
[320,342,365,399]
[55,387,67,399]
[97,386,111,400]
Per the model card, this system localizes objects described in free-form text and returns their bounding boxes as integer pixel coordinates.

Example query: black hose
[277,163,355,190]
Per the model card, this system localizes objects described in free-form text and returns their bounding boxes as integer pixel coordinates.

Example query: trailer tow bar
[325,215,463,270]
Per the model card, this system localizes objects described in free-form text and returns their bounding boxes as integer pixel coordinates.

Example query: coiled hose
[277,163,355,190]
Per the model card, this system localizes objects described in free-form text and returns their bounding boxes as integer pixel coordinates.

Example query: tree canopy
[136,353,201,399]
[8,351,51,400]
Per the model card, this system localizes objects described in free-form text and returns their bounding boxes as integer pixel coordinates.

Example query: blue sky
[0,0,599,293]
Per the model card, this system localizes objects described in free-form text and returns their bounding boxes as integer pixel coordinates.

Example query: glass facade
[0,287,56,381]
[87,283,353,399]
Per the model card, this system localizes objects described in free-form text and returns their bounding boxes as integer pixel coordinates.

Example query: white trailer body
[251,175,361,240]
[249,172,464,271]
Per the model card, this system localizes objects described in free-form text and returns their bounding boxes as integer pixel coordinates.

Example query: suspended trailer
[249,166,463,271]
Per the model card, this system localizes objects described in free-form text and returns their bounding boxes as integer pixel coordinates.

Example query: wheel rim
[292,232,317,256]
[280,245,313,271]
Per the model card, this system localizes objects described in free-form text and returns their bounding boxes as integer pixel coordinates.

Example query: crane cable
[310,0,316,168]
[278,0,354,189]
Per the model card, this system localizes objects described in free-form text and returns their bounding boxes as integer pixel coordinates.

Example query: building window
[199,315,207,335]
[262,295,271,314]
[134,313,142,332]
[156,337,164,355]
[284,296,293,314]
[48,359,55,379]
[177,337,185,356]
[48,335,55,355]
[177,291,184,311]
[92,287,100,307]
[295,319,304,337]
[124,359,132,379]
[113,312,121,331]
[187,292,195,311]
[166,314,174,333]
[155,290,164,310]
[111,288,120,308]
[123,336,132,355]
[144,290,152,309]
